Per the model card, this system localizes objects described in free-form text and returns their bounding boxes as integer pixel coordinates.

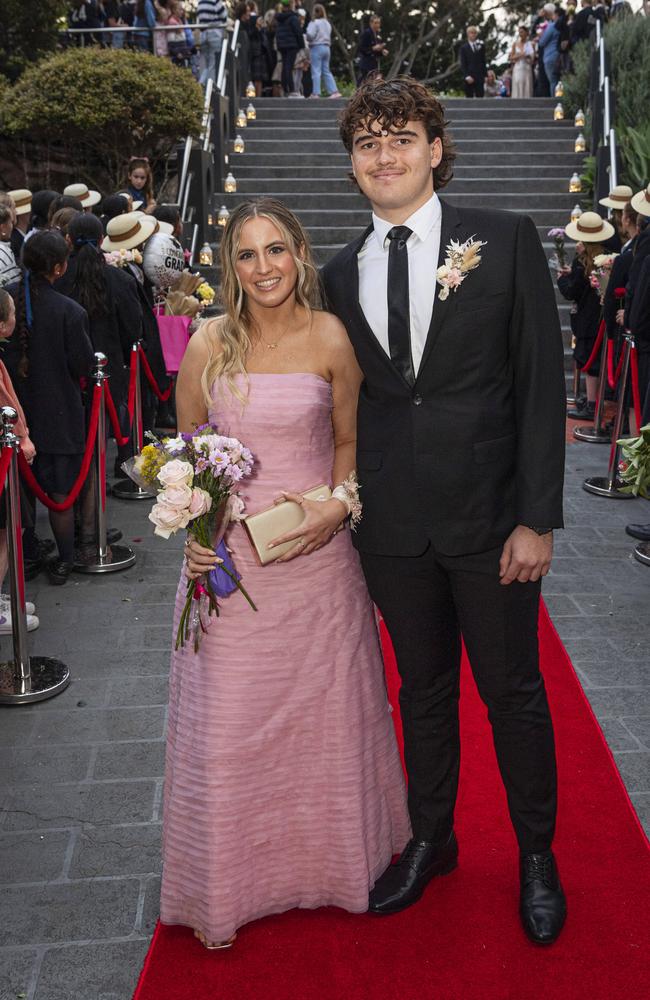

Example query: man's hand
[499,525,553,585]
[466,75,474,84]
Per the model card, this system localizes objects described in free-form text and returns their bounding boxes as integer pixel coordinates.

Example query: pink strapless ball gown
[160,373,410,943]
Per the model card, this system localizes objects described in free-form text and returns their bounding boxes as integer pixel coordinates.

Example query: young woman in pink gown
[160,199,410,948]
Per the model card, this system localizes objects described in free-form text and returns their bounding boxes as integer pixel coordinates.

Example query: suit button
[412,394,423,406]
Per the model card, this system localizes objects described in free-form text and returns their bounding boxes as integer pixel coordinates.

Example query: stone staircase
[213,96,581,359]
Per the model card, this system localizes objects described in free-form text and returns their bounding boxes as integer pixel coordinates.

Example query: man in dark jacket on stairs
[275,0,304,97]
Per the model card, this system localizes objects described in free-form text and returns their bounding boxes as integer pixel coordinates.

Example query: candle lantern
[217,205,230,227]
[574,108,585,128]
[574,133,586,153]
[555,81,564,98]
[554,103,564,121]
[569,172,582,193]
[225,172,237,193]
[236,109,247,128]
[233,134,245,154]
[571,203,582,222]
[199,243,213,266]
[246,103,256,121]
[246,81,256,98]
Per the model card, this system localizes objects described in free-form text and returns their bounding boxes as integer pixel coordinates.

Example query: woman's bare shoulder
[311,308,352,349]
[186,316,224,362]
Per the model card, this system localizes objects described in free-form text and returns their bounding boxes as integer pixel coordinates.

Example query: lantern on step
[225,172,237,193]
[236,108,247,128]
[233,134,245,154]
[199,243,213,266]
[554,102,564,121]
[246,103,256,121]
[575,132,586,153]
[554,80,564,98]
[217,205,230,227]
[571,203,582,222]
[569,172,582,193]
[207,211,214,227]
[574,108,585,128]
[246,81,256,98]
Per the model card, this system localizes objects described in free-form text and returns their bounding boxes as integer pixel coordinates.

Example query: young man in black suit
[458,25,486,98]
[321,77,567,944]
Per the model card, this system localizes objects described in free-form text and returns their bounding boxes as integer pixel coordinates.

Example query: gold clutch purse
[243,485,332,565]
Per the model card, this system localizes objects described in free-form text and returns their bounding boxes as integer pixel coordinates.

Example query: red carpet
[133,604,649,1000]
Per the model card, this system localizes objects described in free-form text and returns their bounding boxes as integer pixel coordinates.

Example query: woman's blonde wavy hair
[201,198,321,405]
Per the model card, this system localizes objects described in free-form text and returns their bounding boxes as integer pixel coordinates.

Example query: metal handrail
[595,31,618,209]
[216,39,229,94]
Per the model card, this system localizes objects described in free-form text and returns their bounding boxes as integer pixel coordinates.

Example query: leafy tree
[0,0,68,82]
[1,48,204,194]
[325,0,533,89]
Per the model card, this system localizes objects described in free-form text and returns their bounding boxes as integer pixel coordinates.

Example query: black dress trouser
[360,542,558,855]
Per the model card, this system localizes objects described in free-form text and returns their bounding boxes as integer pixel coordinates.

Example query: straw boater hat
[631,183,650,218]
[7,189,32,216]
[131,210,174,236]
[102,211,157,251]
[599,184,633,210]
[564,210,615,243]
[117,190,143,210]
[63,183,102,208]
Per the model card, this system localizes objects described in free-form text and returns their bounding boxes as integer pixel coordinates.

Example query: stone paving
[0,440,648,1000]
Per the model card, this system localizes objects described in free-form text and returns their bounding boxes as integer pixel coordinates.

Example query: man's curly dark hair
[339,76,456,191]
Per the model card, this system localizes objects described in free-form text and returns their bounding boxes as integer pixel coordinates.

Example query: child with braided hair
[3,231,94,585]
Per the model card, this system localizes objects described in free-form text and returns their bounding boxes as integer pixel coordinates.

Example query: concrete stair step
[238,138,579,156]
[252,97,557,108]
[301,225,573,247]
[233,151,583,168]
[230,177,572,195]
[232,163,581,179]
[251,110,570,125]
[218,192,576,213]
[243,125,576,142]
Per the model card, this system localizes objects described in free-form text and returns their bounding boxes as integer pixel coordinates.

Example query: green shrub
[1,47,204,193]
[617,123,650,190]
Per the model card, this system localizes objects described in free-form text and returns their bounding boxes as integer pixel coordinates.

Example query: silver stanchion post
[583,334,637,499]
[112,341,156,501]
[75,353,137,573]
[574,329,610,443]
[0,407,70,704]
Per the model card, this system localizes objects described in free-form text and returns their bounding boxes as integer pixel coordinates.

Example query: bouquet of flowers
[591,252,618,302]
[547,228,567,270]
[196,281,216,307]
[125,425,256,651]
[162,271,204,318]
[618,424,650,499]
[105,248,143,268]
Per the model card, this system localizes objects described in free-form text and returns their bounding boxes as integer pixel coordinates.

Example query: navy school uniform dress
[558,256,602,376]
[5,279,94,495]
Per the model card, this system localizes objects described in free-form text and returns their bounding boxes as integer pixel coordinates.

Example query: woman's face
[129,168,148,191]
[519,27,527,40]
[234,216,301,312]
[0,297,16,340]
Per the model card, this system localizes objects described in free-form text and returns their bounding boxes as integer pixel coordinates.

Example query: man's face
[467,28,478,42]
[350,118,442,216]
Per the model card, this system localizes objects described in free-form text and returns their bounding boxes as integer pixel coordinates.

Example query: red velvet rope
[104,380,131,447]
[18,383,102,512]
[138,345,172,402]
[630,345,643,432]
[581,319,606,373]
[0,446,14,502]
[607,340,615,389]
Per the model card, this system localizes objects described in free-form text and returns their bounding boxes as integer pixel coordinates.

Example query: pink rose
[157,459,193,488]
[149,501,191,539]
[187,487,212,519]
[158,482,193,509]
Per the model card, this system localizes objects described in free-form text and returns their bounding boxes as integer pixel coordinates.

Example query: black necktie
[385,225,414,386]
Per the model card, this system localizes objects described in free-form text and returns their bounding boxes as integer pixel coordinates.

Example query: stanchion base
[634,541,650,566]
[0,656,70,705]
[74,543,137,574]
[582,476,635,499]
[573,425,611,443]
[111,478,155,501]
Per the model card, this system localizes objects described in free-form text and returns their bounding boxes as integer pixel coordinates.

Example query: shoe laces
[523,853,554,887]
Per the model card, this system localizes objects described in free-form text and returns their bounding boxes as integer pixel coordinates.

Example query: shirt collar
[372,192,442,251]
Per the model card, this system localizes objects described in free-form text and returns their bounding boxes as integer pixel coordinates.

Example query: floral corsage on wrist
[331,472,362,530]
[436,236,487,301]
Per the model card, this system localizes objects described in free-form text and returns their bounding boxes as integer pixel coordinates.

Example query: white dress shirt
[357,192,442,376]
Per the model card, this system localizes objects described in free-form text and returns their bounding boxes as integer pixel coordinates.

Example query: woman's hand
[268,492,347,563]
[183,535,221,581]
[20,436,36,465]
[616,307,625,326]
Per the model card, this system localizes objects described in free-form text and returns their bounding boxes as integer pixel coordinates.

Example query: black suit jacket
[459,41,486,81]
[625,228,650,328]
[321,201,566,558]
[629,255,650,353]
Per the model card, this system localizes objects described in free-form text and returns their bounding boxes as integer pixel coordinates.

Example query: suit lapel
[416,199,463,382]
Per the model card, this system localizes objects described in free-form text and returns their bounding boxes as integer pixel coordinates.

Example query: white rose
[157,459,193,488]
[188,487,212,519]
[158,483,193,509]
[149,501,191,539]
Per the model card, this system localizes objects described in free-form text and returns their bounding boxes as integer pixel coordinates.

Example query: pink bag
[156,313,192,375]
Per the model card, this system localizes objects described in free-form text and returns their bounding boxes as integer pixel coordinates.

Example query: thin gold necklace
[256,325,291,350]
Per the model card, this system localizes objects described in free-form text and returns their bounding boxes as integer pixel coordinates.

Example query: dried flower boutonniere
[436,236,487,301]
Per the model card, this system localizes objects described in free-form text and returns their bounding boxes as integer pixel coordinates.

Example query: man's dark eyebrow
[353,129,419,146]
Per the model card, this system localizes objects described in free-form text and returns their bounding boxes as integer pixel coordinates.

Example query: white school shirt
[357,192,442,376]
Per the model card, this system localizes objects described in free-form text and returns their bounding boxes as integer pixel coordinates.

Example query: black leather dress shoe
[107,528,123,545]
[567,400,595,420]
[368,833,458,915]
[520,851,566,944]
[625,523,650,541]
[47,560,74,586]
